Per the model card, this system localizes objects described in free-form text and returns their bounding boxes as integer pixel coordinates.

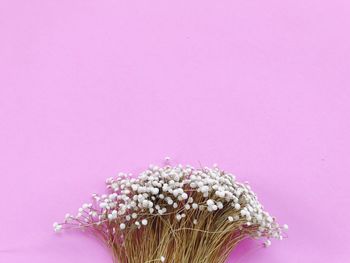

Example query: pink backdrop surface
[1,1,350,262]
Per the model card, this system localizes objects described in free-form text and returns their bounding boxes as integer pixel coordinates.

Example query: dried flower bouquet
[54,161,287,263]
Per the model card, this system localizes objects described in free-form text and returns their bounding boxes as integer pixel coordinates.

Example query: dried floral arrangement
[54,160,288,263]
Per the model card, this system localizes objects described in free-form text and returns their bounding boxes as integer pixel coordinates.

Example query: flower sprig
[54,161,287,263]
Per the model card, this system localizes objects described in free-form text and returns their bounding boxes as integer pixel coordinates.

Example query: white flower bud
[264,240,271,247]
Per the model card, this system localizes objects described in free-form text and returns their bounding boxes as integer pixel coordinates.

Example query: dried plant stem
[106,192,260,263]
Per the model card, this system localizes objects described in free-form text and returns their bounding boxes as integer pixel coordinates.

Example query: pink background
[1,1,350,262]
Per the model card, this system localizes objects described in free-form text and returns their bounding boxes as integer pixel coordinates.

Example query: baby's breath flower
[264,239,272,247]
[53,222,62,233]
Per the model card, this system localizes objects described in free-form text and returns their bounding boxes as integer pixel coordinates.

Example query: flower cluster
[54,161,287,262]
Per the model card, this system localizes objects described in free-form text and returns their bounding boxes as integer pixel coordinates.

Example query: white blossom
[53,222,62,233]
[264,239,271,247]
